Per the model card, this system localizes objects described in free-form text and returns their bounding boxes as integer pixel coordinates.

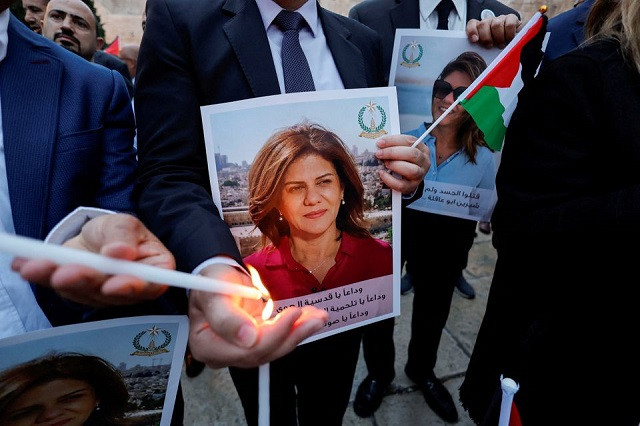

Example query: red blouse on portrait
[244,232,392,300]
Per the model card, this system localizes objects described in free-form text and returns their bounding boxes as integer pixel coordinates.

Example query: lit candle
[0,232,264,299]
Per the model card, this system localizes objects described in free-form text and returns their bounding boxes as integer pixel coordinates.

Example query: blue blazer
[543,0,594,64]
[135,0,385,273]
[1,16,179,325]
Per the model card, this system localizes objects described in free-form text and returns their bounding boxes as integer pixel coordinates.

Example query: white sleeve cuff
[45,207,115,244]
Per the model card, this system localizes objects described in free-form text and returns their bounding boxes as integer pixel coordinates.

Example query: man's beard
[54,32,90,60]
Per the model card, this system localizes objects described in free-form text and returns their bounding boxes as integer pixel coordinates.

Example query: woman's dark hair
[0,352,131,425]
[434,51,488,163]
[248,121,370,248]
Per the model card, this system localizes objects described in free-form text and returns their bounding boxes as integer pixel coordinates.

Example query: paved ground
[181,227,497,425]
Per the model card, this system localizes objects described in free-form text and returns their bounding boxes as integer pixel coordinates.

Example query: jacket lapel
[320,7,367,89]
[0,16,62,238]
[223,0,281,97]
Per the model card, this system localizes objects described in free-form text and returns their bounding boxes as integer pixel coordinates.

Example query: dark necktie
[436,0,455,30]
[273,10,316,93]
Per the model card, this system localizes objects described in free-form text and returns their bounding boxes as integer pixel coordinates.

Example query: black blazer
[135,0,385,272]
[349,0,519,81]
[460,39,640,425]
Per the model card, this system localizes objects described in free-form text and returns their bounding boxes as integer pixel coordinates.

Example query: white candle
[0,232,263,300]
[258,363,270,426]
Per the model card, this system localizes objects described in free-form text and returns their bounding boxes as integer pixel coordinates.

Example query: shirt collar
[0,10,9,63]
[419,0,465,21]
[256,0,318,37]
[265,232,355,269]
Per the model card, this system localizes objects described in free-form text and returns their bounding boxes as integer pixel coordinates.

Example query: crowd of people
[0,0,637,424]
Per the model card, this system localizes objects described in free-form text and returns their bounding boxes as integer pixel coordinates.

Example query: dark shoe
[405,368,458,423]
[455,275,475,299]
[478,221,491,234]
[353,375,389,418]
[185,351,206,378]
[401,272,413,295]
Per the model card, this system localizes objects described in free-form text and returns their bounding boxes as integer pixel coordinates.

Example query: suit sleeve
[95,70,137,213]
[134,0,243,272]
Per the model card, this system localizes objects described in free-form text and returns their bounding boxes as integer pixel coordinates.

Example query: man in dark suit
[134,0,433,381]
[347,0,520,422]
[543,0,593,65]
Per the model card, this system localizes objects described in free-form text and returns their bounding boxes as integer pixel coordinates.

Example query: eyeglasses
[432,80,468,101]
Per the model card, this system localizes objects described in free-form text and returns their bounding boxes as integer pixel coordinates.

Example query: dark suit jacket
[542,0,594,64]
[349,0,519,81]
[135,0,385,273]
[93,50,135,98]
[459,39,640,425]
[1,15,179,326]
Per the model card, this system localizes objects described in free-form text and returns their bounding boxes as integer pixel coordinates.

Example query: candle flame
[247,265,273,320]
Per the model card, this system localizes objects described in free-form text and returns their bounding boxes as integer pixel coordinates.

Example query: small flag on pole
[458,11,547,151]
[103,35,120,56]
[410,9,547,151]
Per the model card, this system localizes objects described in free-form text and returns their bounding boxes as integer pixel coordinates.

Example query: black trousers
[360,207,476,382]
[229,328,363,426]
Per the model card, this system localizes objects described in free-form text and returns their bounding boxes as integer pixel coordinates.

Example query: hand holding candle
[2,214,263,306]
[187,263,328,369]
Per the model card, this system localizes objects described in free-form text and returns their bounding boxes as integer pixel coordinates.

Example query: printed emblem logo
[400,41,423,68]
[131,325,172,357]
[358,100,388,139]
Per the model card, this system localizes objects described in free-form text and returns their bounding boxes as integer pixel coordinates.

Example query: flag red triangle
[509,401,523,426]
[104,36,120,56]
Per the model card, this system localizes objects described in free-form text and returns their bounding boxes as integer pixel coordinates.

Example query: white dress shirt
[418,0,467,30]
[0,9,53,338]
[256,0,345,92]
[193,0,346,276]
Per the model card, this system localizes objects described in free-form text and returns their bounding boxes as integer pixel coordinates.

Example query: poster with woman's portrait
[390,30,502,222]
[200,88,400,343]
[0,316,188,426]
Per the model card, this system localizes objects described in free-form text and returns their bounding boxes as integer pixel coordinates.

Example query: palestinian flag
[103,35,120,56]
[459,12,547,151]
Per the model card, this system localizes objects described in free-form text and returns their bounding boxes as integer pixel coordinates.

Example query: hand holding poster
[200,88,401,343]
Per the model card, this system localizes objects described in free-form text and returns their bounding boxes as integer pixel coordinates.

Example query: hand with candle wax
[188,263,328,368]
[11,214,171,307]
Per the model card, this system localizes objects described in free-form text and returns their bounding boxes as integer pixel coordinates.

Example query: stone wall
[96,0,576,48]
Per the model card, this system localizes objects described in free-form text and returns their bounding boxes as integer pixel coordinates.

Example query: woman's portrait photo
[390,33,502,221]
[201,88,400,340]
[0,353,130,426]
[0,316,188,426]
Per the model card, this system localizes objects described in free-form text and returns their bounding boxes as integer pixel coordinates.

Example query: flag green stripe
[460,86,507,151]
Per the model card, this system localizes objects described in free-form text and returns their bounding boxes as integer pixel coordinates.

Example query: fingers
[466,14,521,49]
[188,303,327,368]
[12,258,57,286]
[376,135,430,194]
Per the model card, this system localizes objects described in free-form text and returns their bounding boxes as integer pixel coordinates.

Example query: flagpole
[409,8,546,150]
[410,97,462,148]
